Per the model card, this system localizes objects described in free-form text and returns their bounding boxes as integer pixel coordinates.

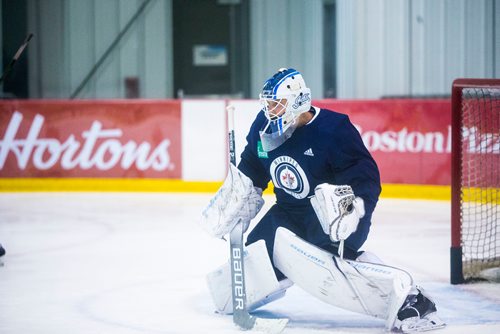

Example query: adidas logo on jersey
[304,148,314,156]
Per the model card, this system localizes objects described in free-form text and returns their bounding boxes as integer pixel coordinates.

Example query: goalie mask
[259,68,311,151]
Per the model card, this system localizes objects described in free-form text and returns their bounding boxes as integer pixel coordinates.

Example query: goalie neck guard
[259,68,311,152]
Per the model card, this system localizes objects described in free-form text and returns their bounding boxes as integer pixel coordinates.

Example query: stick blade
[234,312,288,334]
[253,317,289,334]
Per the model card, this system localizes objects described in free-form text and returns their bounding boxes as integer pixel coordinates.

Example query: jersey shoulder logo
[270,156,310,199]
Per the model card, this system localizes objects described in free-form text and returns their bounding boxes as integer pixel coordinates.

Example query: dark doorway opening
[173,0,249,98]
[2,0,29,99]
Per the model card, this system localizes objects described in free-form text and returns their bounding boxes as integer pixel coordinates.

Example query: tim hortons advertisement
[0,101,182,178]
[316,100,452,185]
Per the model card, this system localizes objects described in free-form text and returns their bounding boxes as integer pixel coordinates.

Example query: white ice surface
[1,193,499,334]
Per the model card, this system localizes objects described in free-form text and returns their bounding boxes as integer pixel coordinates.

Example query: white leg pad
[356,250,385,264]
[273,227,412,327]
[206,239,291,314]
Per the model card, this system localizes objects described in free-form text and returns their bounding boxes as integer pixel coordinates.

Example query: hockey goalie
[201,68,445,333]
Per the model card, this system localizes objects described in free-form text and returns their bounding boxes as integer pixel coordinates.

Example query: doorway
[173,0,249,98]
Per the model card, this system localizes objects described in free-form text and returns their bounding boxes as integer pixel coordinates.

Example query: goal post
[451,78,500,284]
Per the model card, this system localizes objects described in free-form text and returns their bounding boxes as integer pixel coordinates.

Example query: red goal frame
[450,78,500,284]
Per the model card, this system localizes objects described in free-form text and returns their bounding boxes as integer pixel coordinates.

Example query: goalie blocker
[207,227,445,332]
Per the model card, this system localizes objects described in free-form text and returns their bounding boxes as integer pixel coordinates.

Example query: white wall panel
[423,0,446,94]
[65,0,94,98]
[119,0,141,98]
[144,0,168,98]
[23,0,499,100]
[250,0,323,98]
[181,99,261,182]
[496,0,500,77]
[337,0,499,99]
[384,0,410,96]
[181,100,226,181]
[364,0,385,98]
[27,0,173,99]
[336,0,356,98]
[444,0,466,85]
[409,0,425,95]
[464,0,484,77]
[250,0,290,95]
[302,0,324,100]
[338,0,412,98]
[27,0,67,98]
[94,0,120,98]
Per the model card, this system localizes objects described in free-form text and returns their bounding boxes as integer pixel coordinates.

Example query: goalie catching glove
[310,184,365,242]
[201,164,264,239]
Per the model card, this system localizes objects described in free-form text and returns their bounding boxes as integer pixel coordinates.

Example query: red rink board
[0,100,182,178]
[315,99,451,185]
[0,99,456,186]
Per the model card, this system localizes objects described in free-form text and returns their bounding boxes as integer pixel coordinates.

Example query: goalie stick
[226,105,288,333]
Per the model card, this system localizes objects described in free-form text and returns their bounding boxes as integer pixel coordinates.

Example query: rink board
[0,98,461,199]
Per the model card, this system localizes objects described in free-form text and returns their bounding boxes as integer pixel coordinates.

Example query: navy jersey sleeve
[329,116,381,207]
[237,112,271,190]
[328,115,381,250]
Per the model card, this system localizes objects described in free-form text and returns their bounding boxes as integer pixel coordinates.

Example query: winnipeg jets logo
[270,156,310,199]
[281,168,297,188]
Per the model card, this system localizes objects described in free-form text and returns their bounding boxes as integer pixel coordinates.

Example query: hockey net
[451,79,500,284]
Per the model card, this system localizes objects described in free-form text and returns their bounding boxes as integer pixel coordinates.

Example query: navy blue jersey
[239,107,381,253]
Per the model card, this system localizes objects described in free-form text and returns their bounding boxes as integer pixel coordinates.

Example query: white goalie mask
[259,68,311,152]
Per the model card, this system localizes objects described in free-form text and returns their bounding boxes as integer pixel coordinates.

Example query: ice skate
[394,287,445,333]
